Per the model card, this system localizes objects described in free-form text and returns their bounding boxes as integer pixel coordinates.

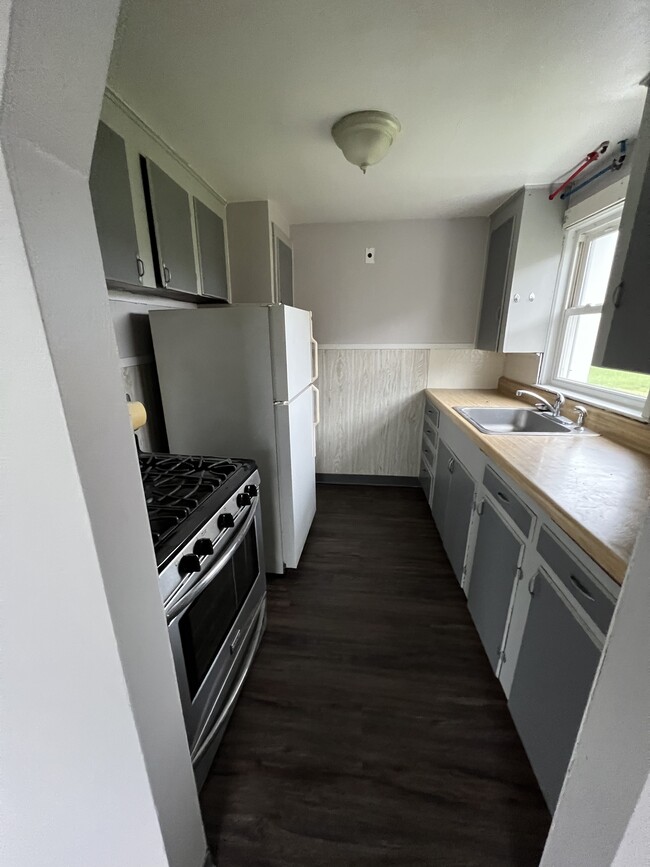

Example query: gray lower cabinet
[143,158,197,294]
[418,458,433,503]
[432,440,452,531]
[467,500,523,672]
[194,199,228,300]
[432,440,475,581]
[89,121,142,285]
[508,570,600,811]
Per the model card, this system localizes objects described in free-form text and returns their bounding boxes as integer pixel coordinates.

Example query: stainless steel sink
[454,406,599,436]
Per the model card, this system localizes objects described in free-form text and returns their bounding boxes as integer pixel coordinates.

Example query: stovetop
[139,452,257,569]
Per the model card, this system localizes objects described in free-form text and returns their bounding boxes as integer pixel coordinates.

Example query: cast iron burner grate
[138,451,255,567]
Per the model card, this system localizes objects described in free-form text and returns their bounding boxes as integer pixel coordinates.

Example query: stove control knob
[178,554,201,577]
[218,512,235,531]
[244,484,259,498]
[237,492,252,508]
[193,538,214,557]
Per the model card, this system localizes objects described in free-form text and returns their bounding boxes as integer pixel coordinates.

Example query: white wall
[540,511,650,866]
[292,218,488,345]
[0,3,206,865]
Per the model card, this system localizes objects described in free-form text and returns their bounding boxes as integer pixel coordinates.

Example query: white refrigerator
[149,304,319,573]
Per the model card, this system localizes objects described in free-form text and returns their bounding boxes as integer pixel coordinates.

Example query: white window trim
[540,202,650,418]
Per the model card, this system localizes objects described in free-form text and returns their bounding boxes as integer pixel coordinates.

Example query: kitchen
[3,1,650,866]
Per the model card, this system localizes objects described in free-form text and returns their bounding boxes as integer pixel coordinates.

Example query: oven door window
[233,522,259,605]
[178,562,238,702]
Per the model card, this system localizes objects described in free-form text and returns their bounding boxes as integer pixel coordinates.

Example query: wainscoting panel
[317,349,428,476]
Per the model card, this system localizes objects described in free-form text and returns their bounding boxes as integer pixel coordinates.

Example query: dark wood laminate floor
[201,484,550,866]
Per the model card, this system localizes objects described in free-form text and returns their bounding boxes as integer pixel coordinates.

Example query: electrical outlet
[365,247,375,264]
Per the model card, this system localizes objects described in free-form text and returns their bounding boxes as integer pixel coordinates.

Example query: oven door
[166,494,265,754]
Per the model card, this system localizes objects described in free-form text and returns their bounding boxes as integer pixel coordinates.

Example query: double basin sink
[454,406,598,436]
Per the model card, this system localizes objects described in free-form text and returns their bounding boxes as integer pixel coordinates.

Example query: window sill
[538,381,648,423]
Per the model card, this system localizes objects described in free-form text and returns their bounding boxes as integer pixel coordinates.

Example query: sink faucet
[516,388,565,417]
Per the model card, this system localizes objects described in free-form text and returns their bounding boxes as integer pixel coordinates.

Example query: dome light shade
[331,110,401,173]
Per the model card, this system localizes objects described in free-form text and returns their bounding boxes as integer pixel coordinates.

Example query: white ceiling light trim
[331,110,401,173]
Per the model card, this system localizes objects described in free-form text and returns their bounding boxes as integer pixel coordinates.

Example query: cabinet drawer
[483,465,533,537]
[419,460,433,503]
[424,400,440,428]
[537,527,615,634]
[421,438,436,470]
[422,420,438,449]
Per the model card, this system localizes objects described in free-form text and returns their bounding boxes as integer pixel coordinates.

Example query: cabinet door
[593,87,650,374]
[432,440,452,534]
[443,457,475,581]
[195,199,228,300]
[508,571,600,811]
[467,500,522,671]
[89,122,142,285]
[276,237,294,306]
[476,217,515,351]
[418,458,433,504]
[144,158,197,294]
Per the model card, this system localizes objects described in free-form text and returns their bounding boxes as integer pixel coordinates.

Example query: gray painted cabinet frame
[593,81,650,375]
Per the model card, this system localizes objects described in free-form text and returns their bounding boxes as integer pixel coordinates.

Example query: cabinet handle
[495,304,502,324]
[528,573,537,596]
[497,490,510,504]
[163,264,171,286]
[612,282,624,308]
[136,256,145,279]
[448,458,455,474]
[569,574,595,602]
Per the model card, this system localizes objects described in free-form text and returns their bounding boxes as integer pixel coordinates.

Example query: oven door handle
[165,498,260,623]
[190,601,265,766]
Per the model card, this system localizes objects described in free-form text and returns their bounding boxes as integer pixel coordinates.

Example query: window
[545,205,650,412]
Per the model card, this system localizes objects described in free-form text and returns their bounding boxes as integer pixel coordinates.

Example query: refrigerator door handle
[311,384,320,459]
[310,336,319,382]
[312,384,320,426]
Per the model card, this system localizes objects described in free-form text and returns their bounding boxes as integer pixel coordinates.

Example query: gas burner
[138,451,256,566]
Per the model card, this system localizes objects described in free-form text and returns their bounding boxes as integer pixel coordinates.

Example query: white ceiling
[109,0,650,224]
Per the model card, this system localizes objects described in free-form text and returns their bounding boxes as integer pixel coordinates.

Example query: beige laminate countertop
[426,388,650,585]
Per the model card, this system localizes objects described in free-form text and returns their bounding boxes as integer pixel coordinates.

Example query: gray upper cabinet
[593,81,650,375]
[476,218,515,351]
[275,234,294,306]
[194,198,228,301]
[508,570,600,811]
[475,187,564,353]
[467,500,523,672]
[143,158,198,295]
[432,439,475,582]
[89,122,143,285]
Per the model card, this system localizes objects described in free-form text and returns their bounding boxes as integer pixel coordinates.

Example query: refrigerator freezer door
[269,305,314,402]
[274,386,316,569]
[149,306,284,574]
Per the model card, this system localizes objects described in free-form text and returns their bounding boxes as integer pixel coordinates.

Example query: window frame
[541,202,650,416]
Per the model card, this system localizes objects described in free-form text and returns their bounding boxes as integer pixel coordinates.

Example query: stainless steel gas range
[139,452,266,788]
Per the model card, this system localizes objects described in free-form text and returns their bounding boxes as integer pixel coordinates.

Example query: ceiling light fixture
[331,110,401,174]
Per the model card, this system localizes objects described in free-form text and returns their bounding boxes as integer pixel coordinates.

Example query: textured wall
[293,218,488,345]
[316,348,428,475]
[427,349,505,388]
